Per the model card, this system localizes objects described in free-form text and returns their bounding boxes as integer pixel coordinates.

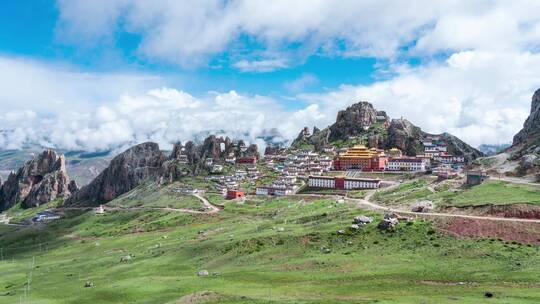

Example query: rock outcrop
[66,142,167,205]
[291,100,483,161]
[0,150,75,210]
[67,136,261,206]
[329,101,379,140]
[386,119,424,155]
[512,88,540,155]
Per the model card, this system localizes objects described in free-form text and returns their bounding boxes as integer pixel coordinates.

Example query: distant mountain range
[477,144,511,156]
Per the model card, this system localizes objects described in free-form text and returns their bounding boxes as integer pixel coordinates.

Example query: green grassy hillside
[1,193,539,303]
[375,178,540,207]
[107,182,206,210]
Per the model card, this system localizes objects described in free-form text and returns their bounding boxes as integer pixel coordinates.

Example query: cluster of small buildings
[205,165,260,198]
[420,135,464,163]
[256,174,298,196]
[266,150,333,177]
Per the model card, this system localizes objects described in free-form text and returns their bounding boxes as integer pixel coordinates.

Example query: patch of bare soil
[436,217,540,244]
[442,204,540,219]
[176,291,223,304]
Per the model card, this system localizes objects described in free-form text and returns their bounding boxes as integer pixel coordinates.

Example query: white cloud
[0,69,310,151]
[0,56,162,113]
[284,74,319,92]
[53,0,451,66]
[55,1,540,66]
[2,2,540,150]
[298,50,540,147]
[233,59,288,73]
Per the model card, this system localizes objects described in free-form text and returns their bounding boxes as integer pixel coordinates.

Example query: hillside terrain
[1,192,539,303]
[474,89,540,180]
[291,101,483,160]
[0,98,539,303]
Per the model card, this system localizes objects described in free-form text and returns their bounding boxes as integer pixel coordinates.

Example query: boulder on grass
[198,270,209,277]
[353,215,373,225]
[411,201,433,213]
[378,218,399,231]
[349,224,361,231]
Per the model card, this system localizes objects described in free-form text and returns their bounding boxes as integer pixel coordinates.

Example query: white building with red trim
[386,157,427,172]
[308,175,380,190]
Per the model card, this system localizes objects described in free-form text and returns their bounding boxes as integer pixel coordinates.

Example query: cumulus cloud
[2,1,540,151]
[0,84,314,152]
[1,50,539,151]
[297,50,540,146]
[55,1,540,67]
[0,56,162,113]
[53,0,449,67]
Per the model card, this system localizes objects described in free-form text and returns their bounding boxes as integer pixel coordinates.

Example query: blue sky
[0,0,378,99]
[1,1,540,151]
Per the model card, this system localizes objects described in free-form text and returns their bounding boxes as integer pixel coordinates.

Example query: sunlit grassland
[0,194,539,303]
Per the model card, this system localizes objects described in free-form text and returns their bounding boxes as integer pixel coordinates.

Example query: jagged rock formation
[67,136,260,206]
[66,142,167,205]
[0,150,76,210]
[512,88,540,155]
[386,119,424,156]
[292,127,330,151]
[291,101,483,161]
[329,101,382,140]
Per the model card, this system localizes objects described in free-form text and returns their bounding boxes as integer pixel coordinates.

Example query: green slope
[0,194,539,303]
[375,178,540,207]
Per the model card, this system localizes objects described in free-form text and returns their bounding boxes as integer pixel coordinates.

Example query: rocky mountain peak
[66,142,167,205]
[329,101,379,140]
[291,100,483,161]
[512,88,540,153]
[0,149,76,210]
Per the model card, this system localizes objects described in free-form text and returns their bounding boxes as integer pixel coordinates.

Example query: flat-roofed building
[308,175,380,190]
[386,157,426,172]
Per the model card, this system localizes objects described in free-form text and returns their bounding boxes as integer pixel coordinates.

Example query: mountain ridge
[292,100,483,161]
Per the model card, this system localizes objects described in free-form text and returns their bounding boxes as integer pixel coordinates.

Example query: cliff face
[386,119,424,155]
[0,150,77,210]
[66,142,167,205]
[512,88,540,155]
[292,101,483,161]
[66,135,260,206]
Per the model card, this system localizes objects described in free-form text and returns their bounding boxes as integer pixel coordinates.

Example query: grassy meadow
[0,194,539,303]
[374,178,540,207]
